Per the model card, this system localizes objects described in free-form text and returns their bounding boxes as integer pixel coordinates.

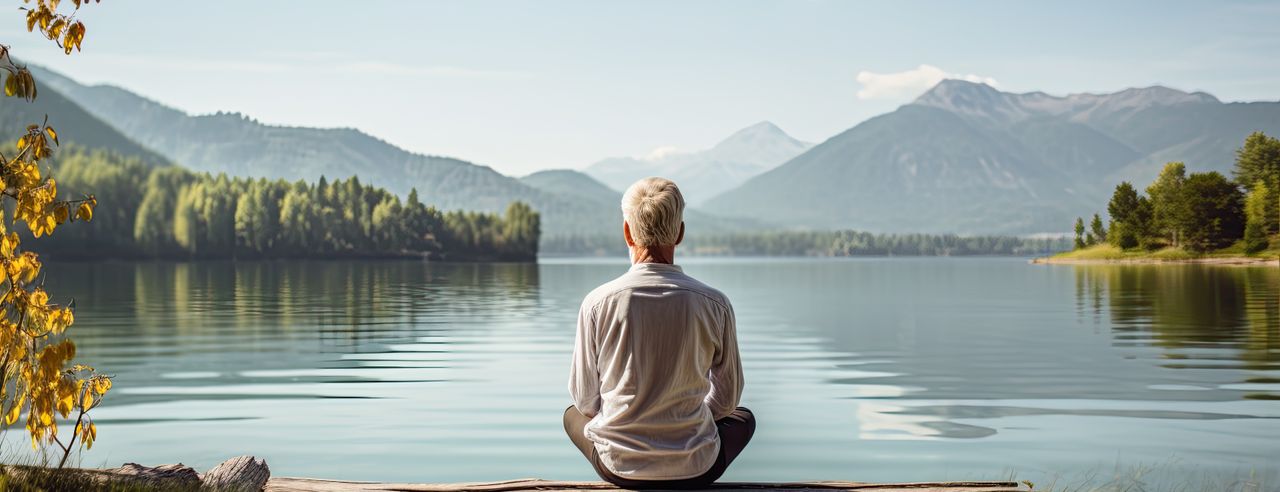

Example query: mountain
[704,80,1280,234]
[26,65,643,240]
[29,65,540,209]
[0,72,167,166]
[520,169,765,238]
[520,169,621,206]
[29,65,758,247]
[584,121,812,205]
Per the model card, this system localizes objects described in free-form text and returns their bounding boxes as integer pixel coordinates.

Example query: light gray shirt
[570,262,743,480]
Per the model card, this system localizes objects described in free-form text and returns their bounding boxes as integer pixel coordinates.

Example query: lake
[16,257,1280,486]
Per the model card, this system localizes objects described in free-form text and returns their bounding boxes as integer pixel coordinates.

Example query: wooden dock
[265,478,1029,492]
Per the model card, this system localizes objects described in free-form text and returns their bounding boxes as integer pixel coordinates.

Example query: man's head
[621,177,685,250]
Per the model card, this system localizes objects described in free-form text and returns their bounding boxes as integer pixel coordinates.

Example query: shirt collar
[628,262,683,274]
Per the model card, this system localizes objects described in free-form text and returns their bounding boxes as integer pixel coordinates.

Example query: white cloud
[855,64,999,100]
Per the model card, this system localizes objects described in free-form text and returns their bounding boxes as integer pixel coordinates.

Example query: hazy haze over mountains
[705,80,1280,234]
[584,121,812,204]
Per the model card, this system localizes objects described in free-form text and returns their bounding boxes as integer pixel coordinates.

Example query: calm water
[14,258,1280,485]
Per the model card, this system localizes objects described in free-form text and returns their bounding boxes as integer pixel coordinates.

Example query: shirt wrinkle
[568,262,743,481]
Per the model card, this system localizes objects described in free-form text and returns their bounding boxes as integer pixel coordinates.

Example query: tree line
[1075,132,1279,254]
[35,147,541,261]
[543,231,1069,257]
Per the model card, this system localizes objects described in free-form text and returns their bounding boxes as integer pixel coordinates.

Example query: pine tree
[1073,217,1086,250]
[1234,132,1280,193]
[1089,213,1107,245]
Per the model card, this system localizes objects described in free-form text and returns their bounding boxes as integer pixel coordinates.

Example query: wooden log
[90,462,203,489]
[203,455,272,491]
[265,478,1028,492]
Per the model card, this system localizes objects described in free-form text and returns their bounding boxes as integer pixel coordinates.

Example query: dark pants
[563,405,756,489]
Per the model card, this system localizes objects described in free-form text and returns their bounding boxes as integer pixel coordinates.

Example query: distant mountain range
[704,80,1280,234]
[16,64,1280,239]
[28,65,552,212]
[584,121,812,204]
[22,64,755,243]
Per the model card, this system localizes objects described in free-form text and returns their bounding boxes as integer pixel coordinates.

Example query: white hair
[621,177,685,247]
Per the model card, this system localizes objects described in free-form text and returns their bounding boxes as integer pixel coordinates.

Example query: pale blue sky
[7,0,1280,175]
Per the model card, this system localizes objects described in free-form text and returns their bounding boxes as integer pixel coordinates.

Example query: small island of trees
[1066,131,1280,259]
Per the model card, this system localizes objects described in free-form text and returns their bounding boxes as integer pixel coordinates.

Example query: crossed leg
[562,405,756,489]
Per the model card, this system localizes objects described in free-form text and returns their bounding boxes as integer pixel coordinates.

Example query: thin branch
[56,400,86,468]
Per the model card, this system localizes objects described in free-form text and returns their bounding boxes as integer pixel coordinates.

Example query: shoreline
[1032,255,1279,266]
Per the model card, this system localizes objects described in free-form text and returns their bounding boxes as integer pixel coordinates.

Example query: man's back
[569,262,742,480]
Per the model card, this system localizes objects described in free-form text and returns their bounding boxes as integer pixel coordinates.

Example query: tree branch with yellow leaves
[0,0,109,468]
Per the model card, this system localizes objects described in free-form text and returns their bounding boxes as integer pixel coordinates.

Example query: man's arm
[569,300,601,418]
[705,300,743,420]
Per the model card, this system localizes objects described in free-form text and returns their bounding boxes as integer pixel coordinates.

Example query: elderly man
[563,177,754,488]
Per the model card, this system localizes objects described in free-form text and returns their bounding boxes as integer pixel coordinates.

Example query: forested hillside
[36,147,540,261]
[27,65,655,244]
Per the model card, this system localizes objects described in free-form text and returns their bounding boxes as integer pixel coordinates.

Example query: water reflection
[1075,265,1280,389]
[12,259,1277,485]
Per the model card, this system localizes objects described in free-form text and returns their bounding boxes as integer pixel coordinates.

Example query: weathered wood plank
[265,477,1027,492]
[204,455,272,491]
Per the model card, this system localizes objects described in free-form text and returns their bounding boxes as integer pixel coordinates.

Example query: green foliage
[1089,213,1106,245]
[1083,216,1098,247]
[1243,180,1273,254]
[1234,131,1280,193]
[1109,220,1138,249]
[1147,162,1189,247]
[1243,220,1268,254]
[1076,133,1279,256]
[36,147,541,261]
[1074,217,1086,250]
[1181,171,1245,253]
[501,202,541,258]
[1107,182,1151,249]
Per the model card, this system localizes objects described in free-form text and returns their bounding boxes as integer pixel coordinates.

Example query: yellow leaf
[45,126,58,145]
[21,70,36,101]
[57,393,72,416]
[76,202,92,222]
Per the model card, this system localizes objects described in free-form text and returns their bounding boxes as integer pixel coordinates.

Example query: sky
[6,0,1280,176]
